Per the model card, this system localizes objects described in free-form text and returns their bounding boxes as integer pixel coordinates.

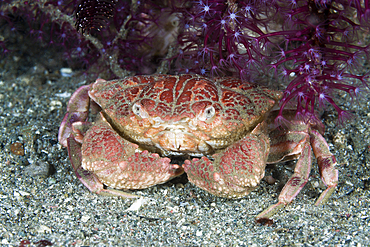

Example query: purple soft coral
[267,0,370,124]
[0,0,369,122]
[173,0,370,123]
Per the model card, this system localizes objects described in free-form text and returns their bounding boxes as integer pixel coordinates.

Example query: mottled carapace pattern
[89,74,281,141]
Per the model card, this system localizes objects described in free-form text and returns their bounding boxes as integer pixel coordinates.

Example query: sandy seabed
[0,51,369,246]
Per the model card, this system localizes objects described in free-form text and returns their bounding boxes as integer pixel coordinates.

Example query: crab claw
[79,120,184,193]
[68,135,139,198]
[183,133,269,198]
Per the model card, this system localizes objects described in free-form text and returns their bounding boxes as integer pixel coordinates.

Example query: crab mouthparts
[149,123,210,156]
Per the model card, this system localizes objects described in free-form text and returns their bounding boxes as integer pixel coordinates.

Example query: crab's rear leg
[256,129,338,219]
[58,84,92,147]
[310,129,338,205]
[256,141,312,219]
[58,80,105,147]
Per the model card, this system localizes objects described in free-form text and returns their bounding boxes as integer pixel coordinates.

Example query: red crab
[58,74,338,218]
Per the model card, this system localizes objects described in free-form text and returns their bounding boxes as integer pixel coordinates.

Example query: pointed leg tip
[314,185,336,206]
[98,188,140,199]
[256,202,285,219]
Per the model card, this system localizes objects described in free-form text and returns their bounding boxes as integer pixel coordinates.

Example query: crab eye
[198,105,215,122]
[132,103,148,119]
[204,106,215,119]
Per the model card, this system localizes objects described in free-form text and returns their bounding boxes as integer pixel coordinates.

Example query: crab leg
[256,141,312,219]
[309,129,338,205]
[256,129,338,219]
[58,84,91,147]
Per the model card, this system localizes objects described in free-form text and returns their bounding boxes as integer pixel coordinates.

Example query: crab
[58,74,338,218]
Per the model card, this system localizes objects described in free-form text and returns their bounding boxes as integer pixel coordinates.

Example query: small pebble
[125,197,149,211]
[264,175,276,185]
[81,215,90,223]
[10,142,24,156]
[60,68,73,77]
[36,225,51,233]
[23,161,53,177]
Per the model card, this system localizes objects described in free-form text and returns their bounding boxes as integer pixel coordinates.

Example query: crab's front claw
[81,120,184,193]
[67,120,184,198]
[58,84,92,147]
[68,135,139,198]
[184,134,269,198]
